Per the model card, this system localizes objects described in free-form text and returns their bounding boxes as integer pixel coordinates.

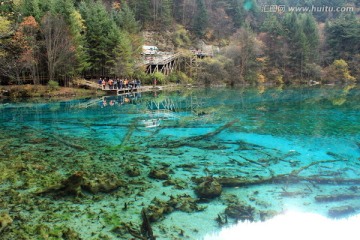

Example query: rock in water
[195,177,222,198]
[149,169,169,180]
[328,205,355,218]
[225,203,256,221]
[82,173,126,194]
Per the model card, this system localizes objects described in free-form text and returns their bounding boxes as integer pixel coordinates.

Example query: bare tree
[41,13,75,84]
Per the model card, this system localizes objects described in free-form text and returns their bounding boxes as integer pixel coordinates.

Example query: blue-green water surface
[0,85,359,239]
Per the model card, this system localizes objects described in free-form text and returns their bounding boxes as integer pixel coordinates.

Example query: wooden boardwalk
[144,52,181,75]
[143,50,212,76]
[102,86,161,95]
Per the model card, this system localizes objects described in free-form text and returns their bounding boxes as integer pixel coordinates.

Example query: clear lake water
[0,84,359,239]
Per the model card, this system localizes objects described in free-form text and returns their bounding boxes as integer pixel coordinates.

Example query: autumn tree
[0,16,20,84]
[324,59,356,83]
[12,16,41,84]
[196,56,230,85]
[41,13,76,84]
[0,16,14,55]
[224,26,264,85]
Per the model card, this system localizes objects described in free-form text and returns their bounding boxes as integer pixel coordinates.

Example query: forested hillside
[0,0,359,86]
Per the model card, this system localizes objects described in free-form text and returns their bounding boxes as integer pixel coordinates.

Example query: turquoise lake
[0,85,360,239]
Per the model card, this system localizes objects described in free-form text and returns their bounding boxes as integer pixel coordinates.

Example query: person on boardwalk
[116,78,120,89]
[113,79,117,89]
[109,78,114,89]
[98,78,102,88]
[102,79,106,90]
[119,79,123,89]
[153,78,157,87]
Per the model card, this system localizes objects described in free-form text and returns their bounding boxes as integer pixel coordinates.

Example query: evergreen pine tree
[113,1,140,34]
[326,13,360,61]
[159,0,173,29]
[193,0,208,37]
[261,14,286,70]
[79,0,120,76]
[112,31,134,77]
[128,0,151,28]
[302,14,319,63]
[282,13,310,79]
[20,0,42,21]
[227,0,245,28]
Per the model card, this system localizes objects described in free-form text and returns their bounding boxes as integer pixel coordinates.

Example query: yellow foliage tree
[325,59,356,83]
[0,16,12,57]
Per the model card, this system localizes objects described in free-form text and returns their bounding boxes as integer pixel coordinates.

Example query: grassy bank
[0,84,106,101]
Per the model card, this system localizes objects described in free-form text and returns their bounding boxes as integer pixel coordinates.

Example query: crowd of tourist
[98,77,141,90]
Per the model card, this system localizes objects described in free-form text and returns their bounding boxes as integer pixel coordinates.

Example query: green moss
[121,145,139,152]
[105,144,139,153]
[86,211,97,219]
[48,225,65,237]
[102,212,122,227]
[53,212,72,221]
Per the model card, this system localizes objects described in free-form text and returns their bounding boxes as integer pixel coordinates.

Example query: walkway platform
[102,86,160,95]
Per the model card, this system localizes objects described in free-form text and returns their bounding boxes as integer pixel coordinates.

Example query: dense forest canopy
[0,0,359,86]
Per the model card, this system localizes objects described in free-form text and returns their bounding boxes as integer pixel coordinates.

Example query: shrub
[152,72,166,85]
[48,80,59,91]
[168,71,192,84]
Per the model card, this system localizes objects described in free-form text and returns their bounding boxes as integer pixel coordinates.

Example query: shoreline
[1,82,357,102]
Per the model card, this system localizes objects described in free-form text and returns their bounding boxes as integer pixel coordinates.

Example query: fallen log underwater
[192,159,360,187]
[147,119,239,148]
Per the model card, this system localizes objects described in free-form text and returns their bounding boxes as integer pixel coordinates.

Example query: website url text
[261,5,355,13]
